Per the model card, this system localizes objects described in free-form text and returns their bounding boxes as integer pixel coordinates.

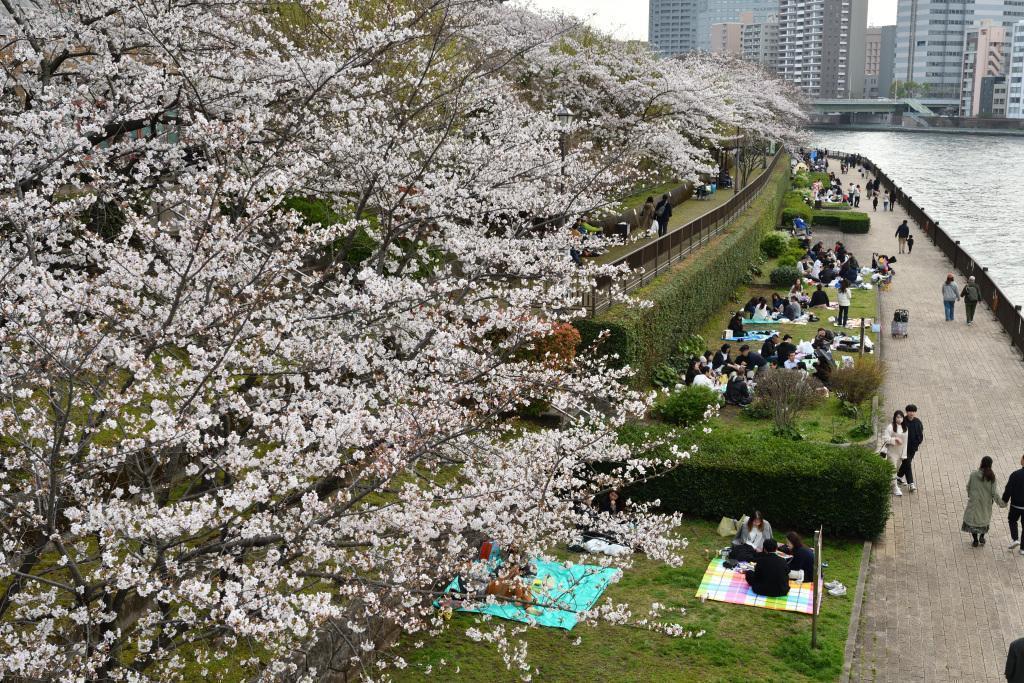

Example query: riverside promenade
[818,161,1024,681]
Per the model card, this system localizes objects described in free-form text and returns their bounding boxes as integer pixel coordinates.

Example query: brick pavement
[813,161,1024,682]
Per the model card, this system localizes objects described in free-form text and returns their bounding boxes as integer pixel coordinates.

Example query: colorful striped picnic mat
[695,557,820,615]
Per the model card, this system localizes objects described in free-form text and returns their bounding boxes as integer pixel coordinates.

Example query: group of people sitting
[729,511,816,598]
[446,544,544,615]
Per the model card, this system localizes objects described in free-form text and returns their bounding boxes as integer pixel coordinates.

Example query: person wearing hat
[961,276,983,326]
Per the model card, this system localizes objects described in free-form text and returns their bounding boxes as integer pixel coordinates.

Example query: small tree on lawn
[752,368,825,437]
[831,357,886,430]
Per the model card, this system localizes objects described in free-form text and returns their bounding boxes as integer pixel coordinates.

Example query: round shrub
[760,233,788,258]
[652,385,720,426]
[777,255,797,268]
[770,265,801,288]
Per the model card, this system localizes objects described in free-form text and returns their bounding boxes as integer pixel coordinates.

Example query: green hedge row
[575,165,789,386]
[812,210,870,234]
[621,425,892,539]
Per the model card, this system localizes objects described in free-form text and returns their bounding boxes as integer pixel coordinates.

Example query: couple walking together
[879,404,924,496]
[962,454,1024,551]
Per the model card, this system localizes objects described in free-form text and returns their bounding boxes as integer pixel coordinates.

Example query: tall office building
[694,0,778,50]
[863,26,898,97]
[649,0,699,56]
[709,20,744,54]
[959,21,1009,115]
[895,0,1024,105]
[1008,20,1024,117]
[778,0,868,97]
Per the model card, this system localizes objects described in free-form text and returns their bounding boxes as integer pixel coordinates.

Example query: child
[907,234,914,254]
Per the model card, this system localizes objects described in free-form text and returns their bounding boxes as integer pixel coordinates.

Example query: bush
[769,265,801,288]
[812,210,870,233]
[652,385,721,426]
[651,363,680,389]
[575,165,788,386]
[760,232,789,258]
[777,255,797,268]
[752,367,825,434]
[781,206,812,225]
[677,334,706,361]
[831,357,885,418]
[621,425,892,539]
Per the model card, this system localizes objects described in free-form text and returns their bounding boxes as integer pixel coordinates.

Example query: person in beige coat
[962,456,1007,547]
[880,410,907,496]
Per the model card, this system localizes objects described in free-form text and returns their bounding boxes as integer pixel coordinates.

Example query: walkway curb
[841,540,873,682]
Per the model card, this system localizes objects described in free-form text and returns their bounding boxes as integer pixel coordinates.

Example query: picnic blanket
[443,560,620,630]
[723,330,778,342]
[695,558,820,615]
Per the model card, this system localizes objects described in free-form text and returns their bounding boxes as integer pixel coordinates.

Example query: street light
[555,105,574,195]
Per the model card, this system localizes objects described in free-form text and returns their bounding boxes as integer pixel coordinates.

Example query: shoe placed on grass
[827,584,847,597]
[1010,541,1021,550]
[824,580,842,590]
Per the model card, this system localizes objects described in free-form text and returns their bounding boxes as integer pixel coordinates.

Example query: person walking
[638,196,656,234]
[1002,454,1024,554]
[880,410,908,496]
[906,233,915,254]
[1006,637,1024,682]
[895,220,910,254]
[897,404,924,492]
[836,280,851,327]
[654,194,671,237]
[961,275,983,326]
[887,190,895,211]
[854,184,862,207]
[872,193,879,212]
[962,456,1007,547]
[882,193,889,211]
[942,273,960,321]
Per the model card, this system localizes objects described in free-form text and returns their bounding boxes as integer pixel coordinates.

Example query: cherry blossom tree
[0,1,801,679]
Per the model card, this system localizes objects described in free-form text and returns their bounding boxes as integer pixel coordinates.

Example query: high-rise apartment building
[778,0,868,97]
[695,0,779,50]
[649,0,699,56]
[895,0,1024,105]
[1008,21,1024,117]
[709,20,744,54]
[959,21,1009,115]
[741,16,780,70]
[709,12,780,70]
[863,26,898,97]
[650,0,778,56]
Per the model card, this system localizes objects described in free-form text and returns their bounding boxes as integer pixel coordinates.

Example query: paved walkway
[816,161,1024,682]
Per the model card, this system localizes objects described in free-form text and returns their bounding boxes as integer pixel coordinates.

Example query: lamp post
[555,104,574,195]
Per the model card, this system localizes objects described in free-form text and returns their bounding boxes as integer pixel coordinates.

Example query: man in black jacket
[774,335,797,367]
[1007,636,1024,682]
[1003,454,1024,553]
[745,539,790,597]
[897,404,924,492]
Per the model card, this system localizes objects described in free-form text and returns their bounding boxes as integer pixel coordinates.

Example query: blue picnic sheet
[443,560,619,630]
[723,330,778,342]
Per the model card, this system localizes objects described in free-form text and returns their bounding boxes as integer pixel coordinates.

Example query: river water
[812,130,1024,304]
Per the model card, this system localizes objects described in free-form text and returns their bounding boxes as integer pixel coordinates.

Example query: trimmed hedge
[760,232,789,258]
[575,165,789,386]
[621,425,892,539]
[812,210,870,234]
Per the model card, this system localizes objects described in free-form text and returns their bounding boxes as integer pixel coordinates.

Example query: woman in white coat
[880,410,907,496]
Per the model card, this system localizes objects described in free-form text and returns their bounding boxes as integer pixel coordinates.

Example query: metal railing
[583,148,785,317]
[834,150,1024,360]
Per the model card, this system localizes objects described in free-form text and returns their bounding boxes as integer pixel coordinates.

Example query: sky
[528,0,898,40]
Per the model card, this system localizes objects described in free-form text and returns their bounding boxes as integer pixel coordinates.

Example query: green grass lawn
[597,165,769,265]
[390,518,863,682]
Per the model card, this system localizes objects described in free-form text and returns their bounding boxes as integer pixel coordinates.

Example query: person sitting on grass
[744,538,790,597]
[780,532,815,583]
[725,371,753,406]
[743,296,760,318]
[692,366,716,389]
[783,350,802,370]
[727,312,745,337]
[732,511,773,553]
[809,283,830,308]
[712,343,732,371]
[770,293,786,313]
[752,297,772,321]
[737,344,768,372]
[783,296,802,321]
[760,333,780,362]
